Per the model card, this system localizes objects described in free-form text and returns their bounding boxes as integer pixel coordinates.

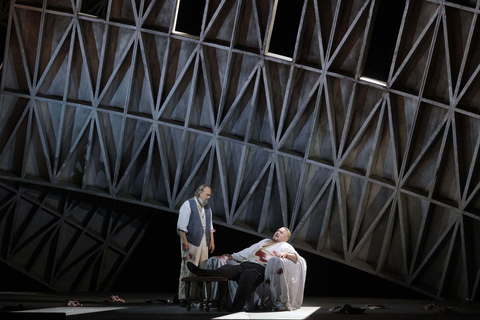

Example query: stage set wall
[0,0,480,302]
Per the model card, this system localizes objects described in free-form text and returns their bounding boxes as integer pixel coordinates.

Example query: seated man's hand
[274,252,297,262]
[274,252,289,259]
[223,254,233,260]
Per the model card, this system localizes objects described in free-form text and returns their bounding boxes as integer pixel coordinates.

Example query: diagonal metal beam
[217,61,261,133]
[35,20,75,93]
[390,7,441,85]
[54,111,94,180]
[231,156,273,224]
[327,0,371,68]
[409,217,457,283]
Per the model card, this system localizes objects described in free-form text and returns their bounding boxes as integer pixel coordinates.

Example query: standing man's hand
[209,240,215,254]
[180,231,189,252]
[209,232,215,254]
[181,240,189,252]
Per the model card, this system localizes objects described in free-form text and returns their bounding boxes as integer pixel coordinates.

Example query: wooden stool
[181,276,228,311]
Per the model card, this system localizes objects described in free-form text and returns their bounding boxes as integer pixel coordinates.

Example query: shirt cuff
[177,227,188,234]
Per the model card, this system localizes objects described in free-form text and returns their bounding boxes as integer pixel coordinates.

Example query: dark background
[0,210,427,299]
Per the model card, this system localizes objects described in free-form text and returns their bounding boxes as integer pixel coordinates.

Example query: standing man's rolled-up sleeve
[177,201,191,234]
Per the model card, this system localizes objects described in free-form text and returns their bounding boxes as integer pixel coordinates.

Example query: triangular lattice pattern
[0,181,154,291]
[0,0,480,300]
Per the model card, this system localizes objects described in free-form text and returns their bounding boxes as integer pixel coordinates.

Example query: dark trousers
[203,262,265,311]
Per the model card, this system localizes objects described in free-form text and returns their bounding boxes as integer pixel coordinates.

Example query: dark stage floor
[1,292,480,319]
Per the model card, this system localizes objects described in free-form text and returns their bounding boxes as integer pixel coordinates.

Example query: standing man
[177,184,215,307]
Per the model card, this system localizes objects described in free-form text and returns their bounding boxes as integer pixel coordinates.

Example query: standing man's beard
[198,196,208,206]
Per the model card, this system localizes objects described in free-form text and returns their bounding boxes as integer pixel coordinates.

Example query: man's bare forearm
[209,232,215,253]
[179,230,188,242]
[287,253,297,262]
[275,252,297,262]
[179,230,189,251]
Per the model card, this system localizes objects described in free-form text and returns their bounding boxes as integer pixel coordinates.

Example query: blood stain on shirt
[255,250,268,263]
[189,253,194,259]
[276,268,283,275]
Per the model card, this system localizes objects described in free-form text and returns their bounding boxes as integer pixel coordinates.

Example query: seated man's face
[273,228,289,242]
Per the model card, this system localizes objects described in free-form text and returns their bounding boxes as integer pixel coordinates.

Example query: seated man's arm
[275,252,297,262]
[273,243,299,262]
[231,239,269,262]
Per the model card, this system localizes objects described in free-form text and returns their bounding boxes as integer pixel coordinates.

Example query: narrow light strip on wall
[359,76,387,87]
[265,0,304,61]
[361,0,406,83]
[173,0,207,38]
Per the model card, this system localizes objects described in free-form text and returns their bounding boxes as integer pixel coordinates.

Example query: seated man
[187,227,298,312]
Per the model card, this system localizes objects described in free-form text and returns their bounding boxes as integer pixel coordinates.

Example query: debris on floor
[421,303,461,314]
[108,295,125,303]
[422,303,441,310]
[66,300,82,307]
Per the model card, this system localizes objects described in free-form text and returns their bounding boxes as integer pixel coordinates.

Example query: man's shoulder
[180,199,195,210]
[182,198,196,205]
[280,241,295,249]
[249,239,269,247]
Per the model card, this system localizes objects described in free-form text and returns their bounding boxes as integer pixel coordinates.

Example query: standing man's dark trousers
[201,262,265,312]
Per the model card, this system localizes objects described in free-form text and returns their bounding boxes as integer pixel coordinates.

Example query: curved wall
[0,0,480,300]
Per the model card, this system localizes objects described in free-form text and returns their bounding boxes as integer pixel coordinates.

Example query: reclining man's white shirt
[231,239,299,266]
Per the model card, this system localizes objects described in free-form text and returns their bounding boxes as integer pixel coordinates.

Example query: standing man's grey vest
[186,198,212,247]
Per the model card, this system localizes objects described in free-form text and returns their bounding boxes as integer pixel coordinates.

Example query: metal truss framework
[0,181,154,291]
[1,0,480,300]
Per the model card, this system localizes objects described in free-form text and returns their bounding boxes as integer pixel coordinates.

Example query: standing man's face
[198,187,211,205]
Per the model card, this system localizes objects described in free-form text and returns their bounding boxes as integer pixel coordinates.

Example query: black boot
[187,262,206,276]
[178,299,187,307]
